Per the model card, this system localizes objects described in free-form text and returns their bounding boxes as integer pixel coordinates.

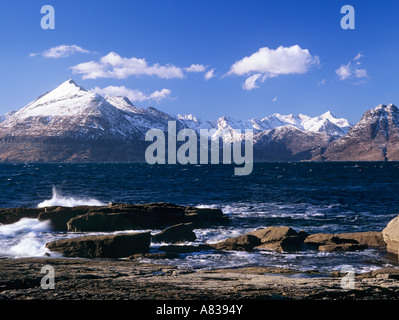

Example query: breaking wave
[37,186,109,208]
[0,218,55,258]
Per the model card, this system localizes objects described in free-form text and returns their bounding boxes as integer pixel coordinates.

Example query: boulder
[255,235,306,252]
[382,215,399,257]
[249,226,307,252]
[249,226,297,243]
[184,207,228,226]
[304,233,337,247]
[208,235,261,251]
[45,232,151,258]
[152,223,196,243]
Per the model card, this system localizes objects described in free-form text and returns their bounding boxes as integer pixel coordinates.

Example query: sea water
[0,162,399,273]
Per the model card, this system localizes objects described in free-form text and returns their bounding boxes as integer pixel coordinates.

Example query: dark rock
[318,243,368,252]
[0,208,44,225]
[208,235,261,251]
[67,211,139,232]
[45,232,151,258]
[67,203,188,232]
[184,207,228,226]
[2,203,228,233]
[152,223,196,243]
[38,206,94,231]
[255,235,305,252]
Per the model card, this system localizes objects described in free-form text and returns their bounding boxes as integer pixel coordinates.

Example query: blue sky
[0,0,399,124]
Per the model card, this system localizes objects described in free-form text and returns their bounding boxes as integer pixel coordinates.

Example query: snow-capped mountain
[0,79,355,162]
[177,110,351,142]
[314,104,399,161]
[0,79,141,139]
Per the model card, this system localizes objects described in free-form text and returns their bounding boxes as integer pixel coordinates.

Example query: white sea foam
[0,218,51,236]
[0,218,56,258]
[37,186,109,208]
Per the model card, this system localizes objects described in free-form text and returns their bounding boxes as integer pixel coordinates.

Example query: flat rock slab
[0,203,228,232]
[46,232,151,258]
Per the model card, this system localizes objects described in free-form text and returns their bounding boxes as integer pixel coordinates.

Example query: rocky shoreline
[1,257,399,300]
[1,202,399,300]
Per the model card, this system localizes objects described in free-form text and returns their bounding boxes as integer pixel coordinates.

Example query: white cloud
[29,52,38,57]
[317,79,326,86]
[149,88,172,102]
[353,52,364,61]
[336,53,368,82]
[272,96,278,102]
[354,68,367,78]
[71,52,184,80]
[92,85,172,103]
[242,73,263,90]
[336,63,352,80]
[184,64,207,72]
[42,45,90,58]
[228,45,319,90]
[204,68,215,80]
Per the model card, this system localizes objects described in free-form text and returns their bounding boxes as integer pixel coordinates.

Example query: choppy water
[1,162,399,273]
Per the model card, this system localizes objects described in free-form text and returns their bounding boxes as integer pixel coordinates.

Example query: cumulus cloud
[204,68,216,80]
[184,64,207,72]
[92,85,172,103]
[42,45,90,58]
[335,52,368,82]
[228,45,319,90]
[71,52,184,80]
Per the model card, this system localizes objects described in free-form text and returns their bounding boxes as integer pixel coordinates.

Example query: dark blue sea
[1,162,399,273]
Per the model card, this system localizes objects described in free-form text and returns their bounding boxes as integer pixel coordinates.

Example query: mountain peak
[371,104,399,115]
[320,110,334,118]
[56,78,87,92]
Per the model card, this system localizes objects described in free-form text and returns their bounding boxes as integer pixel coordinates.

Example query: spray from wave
[0,218,55,258]
[37,186,109,208]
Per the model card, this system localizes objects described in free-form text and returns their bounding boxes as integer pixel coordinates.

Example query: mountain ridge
[0,79,395,162]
